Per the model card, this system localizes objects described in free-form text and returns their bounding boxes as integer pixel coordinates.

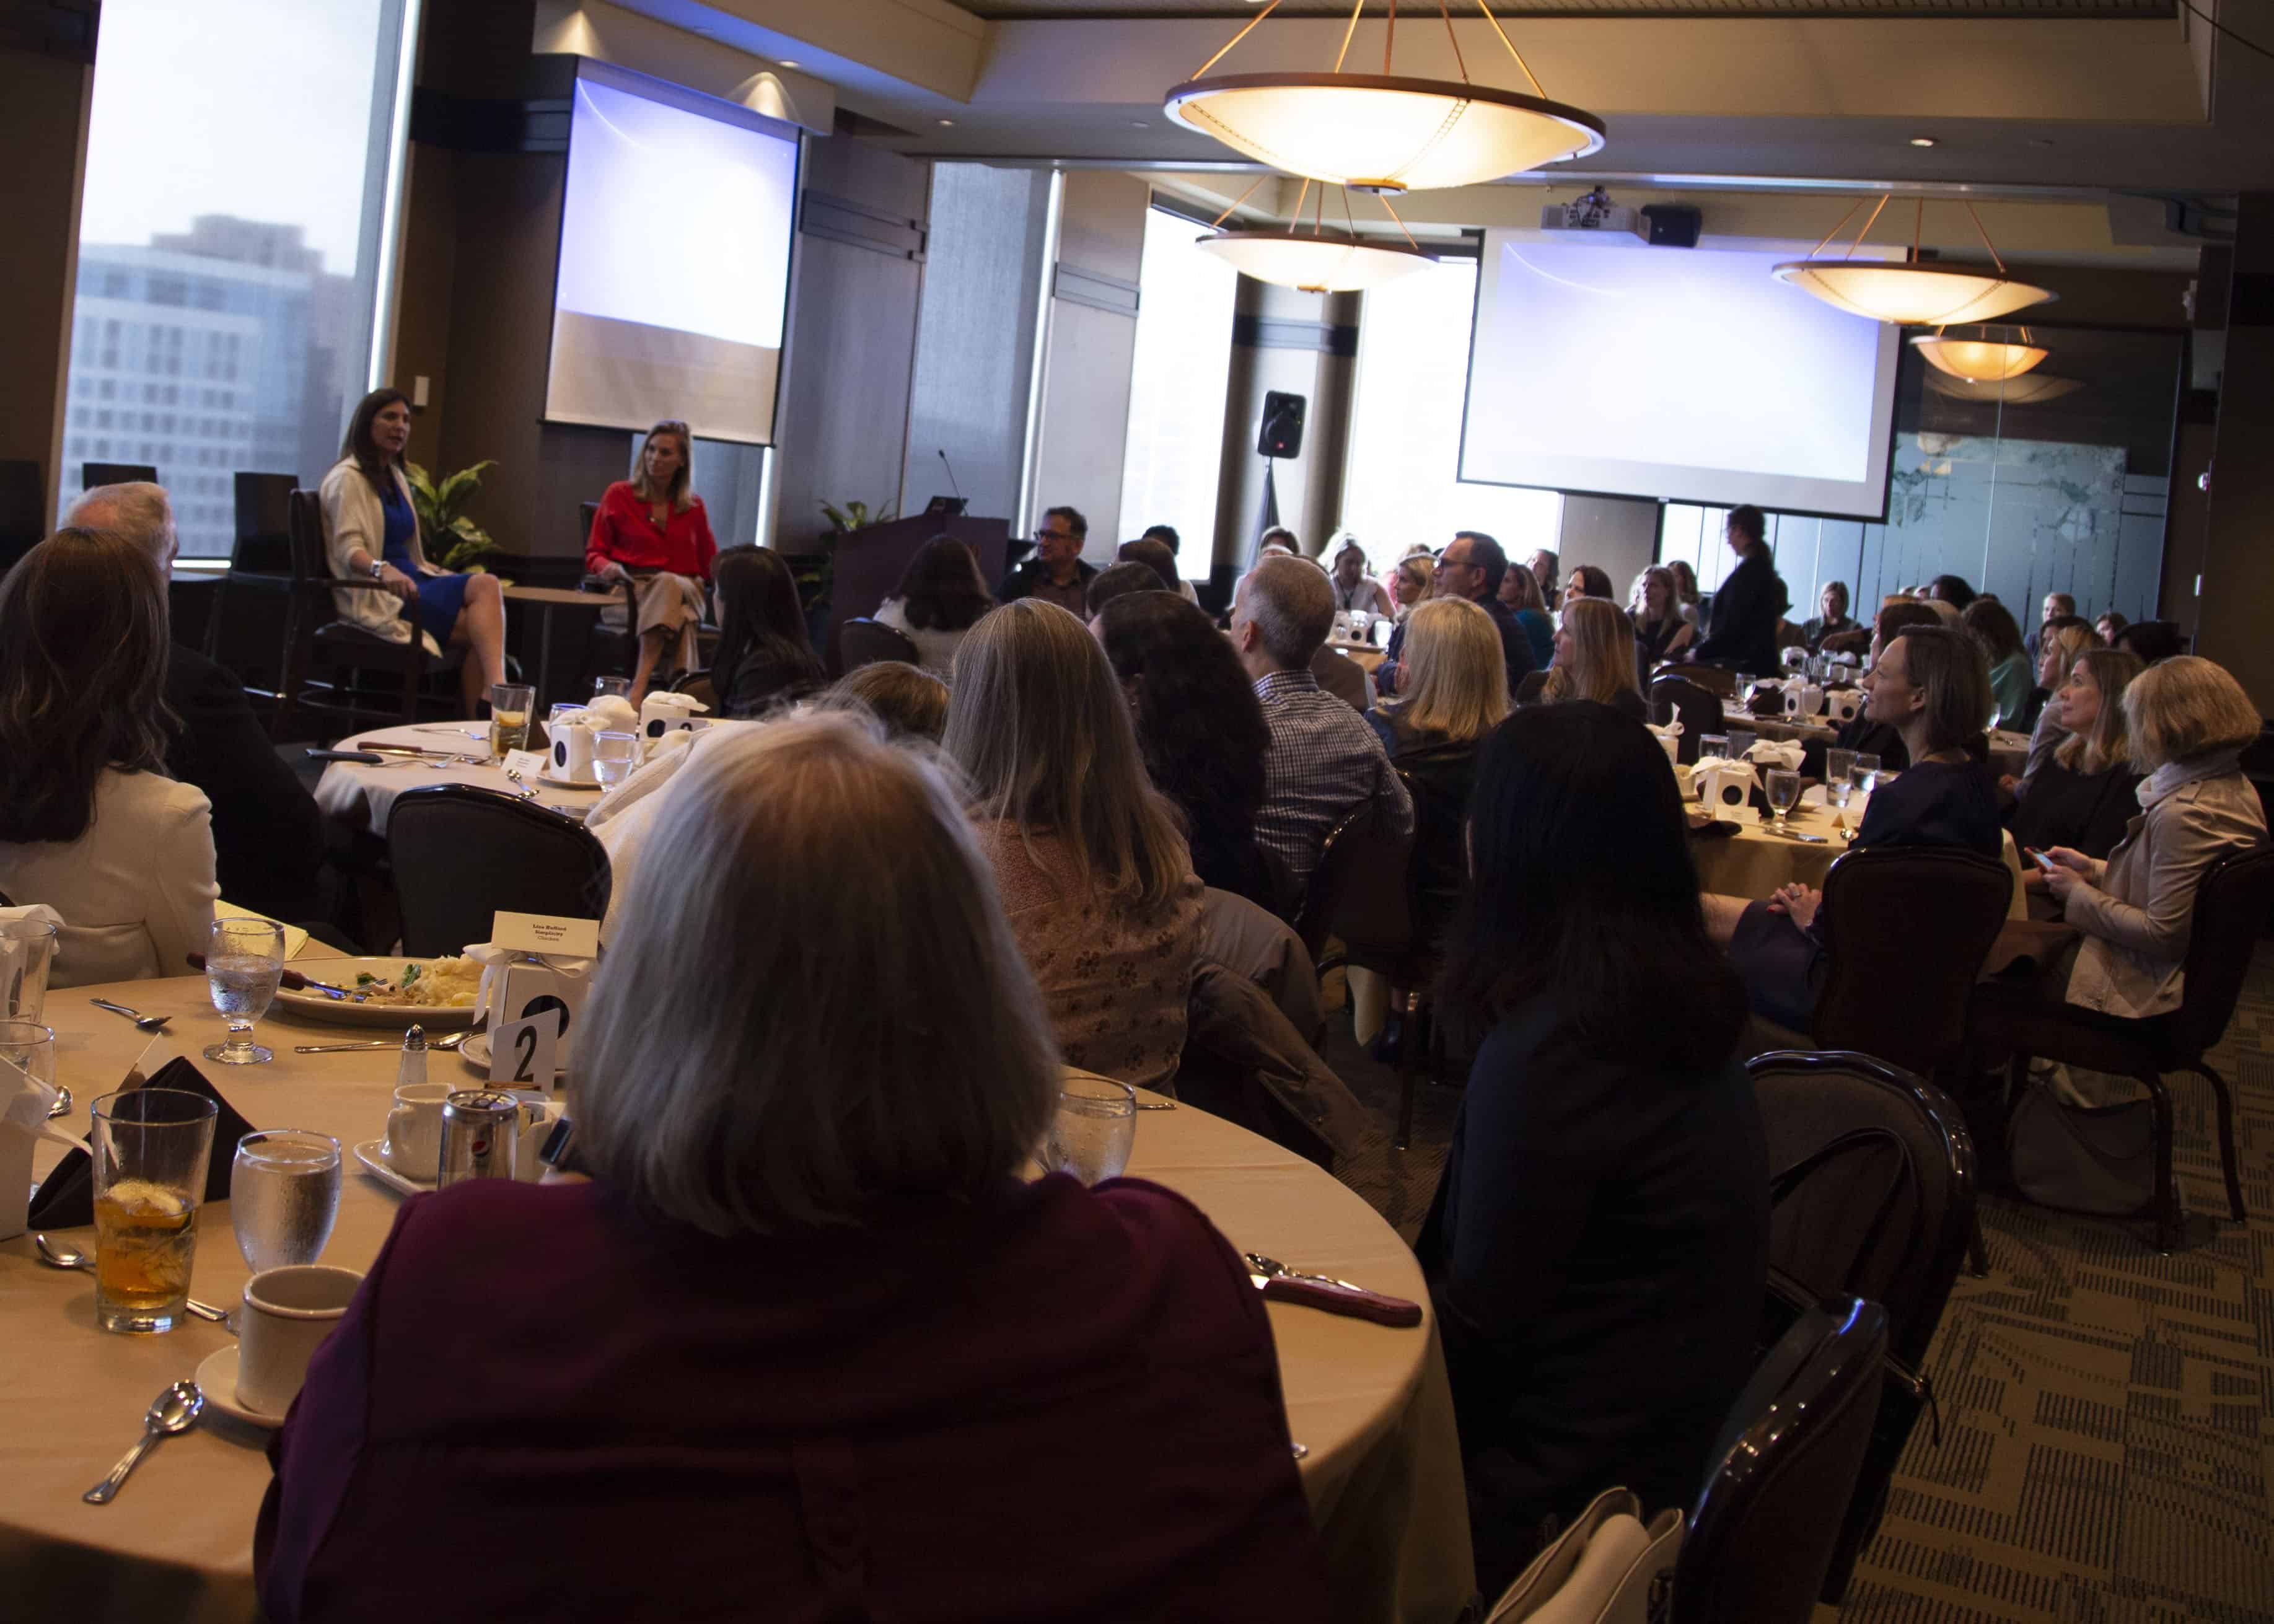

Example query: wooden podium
[817,514,1011,671]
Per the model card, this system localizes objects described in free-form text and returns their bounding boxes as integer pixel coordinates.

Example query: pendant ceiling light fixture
[1163,0,1605,195]
[1774,196,2056,327]
[1923,369,2082,406]
[1910,325,2048,383]
[1195,176,1438,292]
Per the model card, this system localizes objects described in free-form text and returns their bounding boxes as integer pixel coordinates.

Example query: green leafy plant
[794,498,902,614]
[820,498,898,533]
[406,460,503,573]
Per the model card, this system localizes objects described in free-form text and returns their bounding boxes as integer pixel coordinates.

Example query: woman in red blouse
[586,420,719,702]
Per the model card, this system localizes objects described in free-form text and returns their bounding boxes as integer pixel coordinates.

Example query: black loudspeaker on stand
[1257,391,1307,459]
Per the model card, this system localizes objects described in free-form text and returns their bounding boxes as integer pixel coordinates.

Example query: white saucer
[353,1138,432,1196]
[538,771,603,791]
[457,1032,567,1079]
[195,1345,288,1431]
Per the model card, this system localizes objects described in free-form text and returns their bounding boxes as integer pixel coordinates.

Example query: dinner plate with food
[269,955,484,1029]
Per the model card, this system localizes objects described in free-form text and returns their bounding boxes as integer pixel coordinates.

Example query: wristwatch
[369,558,386,581]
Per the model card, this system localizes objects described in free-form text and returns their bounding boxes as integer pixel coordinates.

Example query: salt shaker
[396,1024,428,1093]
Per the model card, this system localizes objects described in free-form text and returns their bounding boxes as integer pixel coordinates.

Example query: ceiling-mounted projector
[1540,187,1638,238]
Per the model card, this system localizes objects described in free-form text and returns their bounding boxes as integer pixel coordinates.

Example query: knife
[186,953,359,1000]
[305,750,386,765]
[1244,1253,1422,1327]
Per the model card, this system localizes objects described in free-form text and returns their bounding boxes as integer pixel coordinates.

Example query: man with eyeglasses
[999,506,1097,617]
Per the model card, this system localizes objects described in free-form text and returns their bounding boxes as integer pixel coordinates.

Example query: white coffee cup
[550,721,597,782]
[384,1080,452,1180]
[237,1264,363,1417]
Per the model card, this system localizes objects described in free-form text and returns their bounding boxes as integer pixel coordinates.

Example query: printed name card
[490,913,601,959]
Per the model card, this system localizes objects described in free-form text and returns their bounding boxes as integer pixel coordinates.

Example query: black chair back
[231,473,298,575]
[82,461,158,489]
[2169,845,2274,1060]
[1295,808,1412,967]
[673,669,718,710]
[0,459,44,577]
[284,489,332,586]
[838,617,920,673]
[1649,677,1721,765]
[386,786,612,956]
[1813,846,2011,1076]
[579,501,599,546]
[1677,1288,1888,1624]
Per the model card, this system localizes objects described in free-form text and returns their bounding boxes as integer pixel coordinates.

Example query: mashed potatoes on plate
[354,956,483,1008]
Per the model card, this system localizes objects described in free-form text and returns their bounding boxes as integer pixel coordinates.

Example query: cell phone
[2027,848,2059,873]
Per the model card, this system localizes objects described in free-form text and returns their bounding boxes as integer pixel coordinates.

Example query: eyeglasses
[1034,527,1075,543]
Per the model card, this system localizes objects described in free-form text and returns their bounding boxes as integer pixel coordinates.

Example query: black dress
[1727,760,2003,1030]
[1419,996,1770,1595]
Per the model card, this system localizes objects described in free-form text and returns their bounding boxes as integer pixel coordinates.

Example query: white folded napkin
[584,694,640,732]
[1743,740,1805,770]
[1799,784,1829,809]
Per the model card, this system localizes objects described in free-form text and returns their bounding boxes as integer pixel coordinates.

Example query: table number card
[488,1007,563,1092]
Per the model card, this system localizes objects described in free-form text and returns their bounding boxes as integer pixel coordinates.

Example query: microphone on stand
[937,448,963,500]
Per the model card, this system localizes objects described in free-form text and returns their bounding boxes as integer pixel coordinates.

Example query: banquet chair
[837,617,920,674]
[1675,1285,1887,1624]
[274,489,466,735]
[1301,805,1433,1147]
[1967,845,2273,1252]
[1675,663,1739,700]
[672,669,718,711]
[1747,1050,1977,1602]
[1649,677,1722,765]
[386,784,612,956]
[573,499,641,688]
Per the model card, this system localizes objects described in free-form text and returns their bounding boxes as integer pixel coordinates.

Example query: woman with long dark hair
[586,420,718,704]
[1095,591,1278,912]
[1962,597,2032,730]
[318,387,507,715]
[874,535,995,677]
[0,530,219,985]
[709,546,825,718]
[1423,703,1767,1596]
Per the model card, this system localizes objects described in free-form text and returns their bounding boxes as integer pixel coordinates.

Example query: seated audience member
[68,482,327,924]
[1560,564,1614,609]
[1233,556,1414,885]
[586,420,718,703]
[2114,619,2185,665]
[1706,626,2001,1030]
[0,530,217,985]
[1630,565,1695,677]
[1365,597,1509,943]
[1926,573,1977,612]
[944,601,1206,1089]
[1085,561,1172,620]
[1309,643,1372,713]
[2096,610,2128,645]
[1423,703,1768,1597]
[1329,539,1392,617]
[1497,558,1557,670]
[709,546,825,719]
[874,535,994,677]
[2012,616,2102,791]
[1918,597,1964,630]
[826,661,949,742]
[1527,548,1560,610]
[1420,531,1536,700]
[2011,651,2145,896]
[1257,526,1299,560]
[1390,550,1436,623]
[1803,581,1858,650]
[320,387,507,716]
[2031,590,2076,657]
[1517,599,1649,722]
[257,716,1328,1621]
[2036,656,2268,1021]
[999,506,1096,615]
[1115,535,1183,596]
[1097,593,1283,914]
[1964,597,2035,731]
[1828,599,1943,771]
[1667,559,1701,626]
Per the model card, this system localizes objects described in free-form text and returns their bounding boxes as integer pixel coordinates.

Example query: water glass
[592,730,640,790]
[231,1130,343,1271]
[545,700,586,743]
[90,1087,219,1334]
[0,917,58,1022]
[0,1019,56,1098]
[1765,768,1802,832]
[1826,748,1856,808]
[204,915,285,1066]
[1697,734,1730,766]
[592,676,633,701]
[1851,753,1882,799]
[1727,729,1758,762]
[488,682,534,760]
[1043,1075,1138,1185]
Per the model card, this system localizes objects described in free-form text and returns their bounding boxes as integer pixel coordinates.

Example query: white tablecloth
[312,721,604,838]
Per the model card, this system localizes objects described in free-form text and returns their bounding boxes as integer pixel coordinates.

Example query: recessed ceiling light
[776,59,800,69]
[1130,120,1149,128]
[1908,136,1937,148]
[937,118,955,126]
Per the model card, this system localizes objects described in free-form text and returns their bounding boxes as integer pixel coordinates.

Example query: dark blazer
[998,556,1098,608]
[164,642,327,923]
[1420,997,1769,1594]
[1692,550,1785,674]
[1478,595,1540,696]
[717,644,825,719]
[257,1175,1330,1623]
[2009,758,2144,862]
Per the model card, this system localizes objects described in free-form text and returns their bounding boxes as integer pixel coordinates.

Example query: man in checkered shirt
[1231,555,1413,885]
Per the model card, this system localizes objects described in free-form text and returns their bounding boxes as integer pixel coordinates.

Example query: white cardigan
[0,770,219,986]
[317,457,441,651]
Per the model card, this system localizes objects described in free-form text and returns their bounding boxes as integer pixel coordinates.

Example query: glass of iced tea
[89,1087,219,1334]
[488,682,534,760]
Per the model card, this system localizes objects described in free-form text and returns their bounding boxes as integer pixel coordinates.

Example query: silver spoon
[47,1084,71,1118]
[294,1028,475,1054]
[501,766,538,799]
[83,1381,203,1504]
[33,1234,230,1323]
[88,998,171,1032]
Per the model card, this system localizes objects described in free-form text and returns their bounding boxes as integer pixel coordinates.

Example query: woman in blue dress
[318,388,507,716]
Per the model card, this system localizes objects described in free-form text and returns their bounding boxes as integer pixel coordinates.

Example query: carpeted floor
[1318,948,2274,1622]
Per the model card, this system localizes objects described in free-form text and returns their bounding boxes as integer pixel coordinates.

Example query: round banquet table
[1,972,1473,1624]
[1688,801,1845,897]
[312,720,604,839]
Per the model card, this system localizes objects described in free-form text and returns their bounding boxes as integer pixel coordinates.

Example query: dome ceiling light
[1774,196,2056,327]
[1196,175,1438,292]
[1910,326,2048,383]
[1163,0,1605,195]
[1923,369,2083,406]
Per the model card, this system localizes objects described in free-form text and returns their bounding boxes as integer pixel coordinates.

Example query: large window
[1342,255,1561,582]
[58,0,411,556]
[1117,206,1237,556]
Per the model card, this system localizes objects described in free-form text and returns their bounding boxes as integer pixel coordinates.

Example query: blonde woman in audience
[1390,548,1436,620]
[1517,597,1649,721]
[1629,564,1695,677]
[258,716,1329,1620]
[1495,559,1555,669]
[0,530,217,985]
[2009,616,2103,792]
[2012,650,2145,908]
[944,601,1207,1089]
[1667,559,1702,626]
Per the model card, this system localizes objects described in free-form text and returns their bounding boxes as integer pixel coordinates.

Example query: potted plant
[784,497,900,628]
[406,460,506,577]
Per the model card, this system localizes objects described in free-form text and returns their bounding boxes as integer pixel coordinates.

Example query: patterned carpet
[1319,947,2274,1622]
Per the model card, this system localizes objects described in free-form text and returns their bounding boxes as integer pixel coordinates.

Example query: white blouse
[874,598,972,678]
[0,770,220,986]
